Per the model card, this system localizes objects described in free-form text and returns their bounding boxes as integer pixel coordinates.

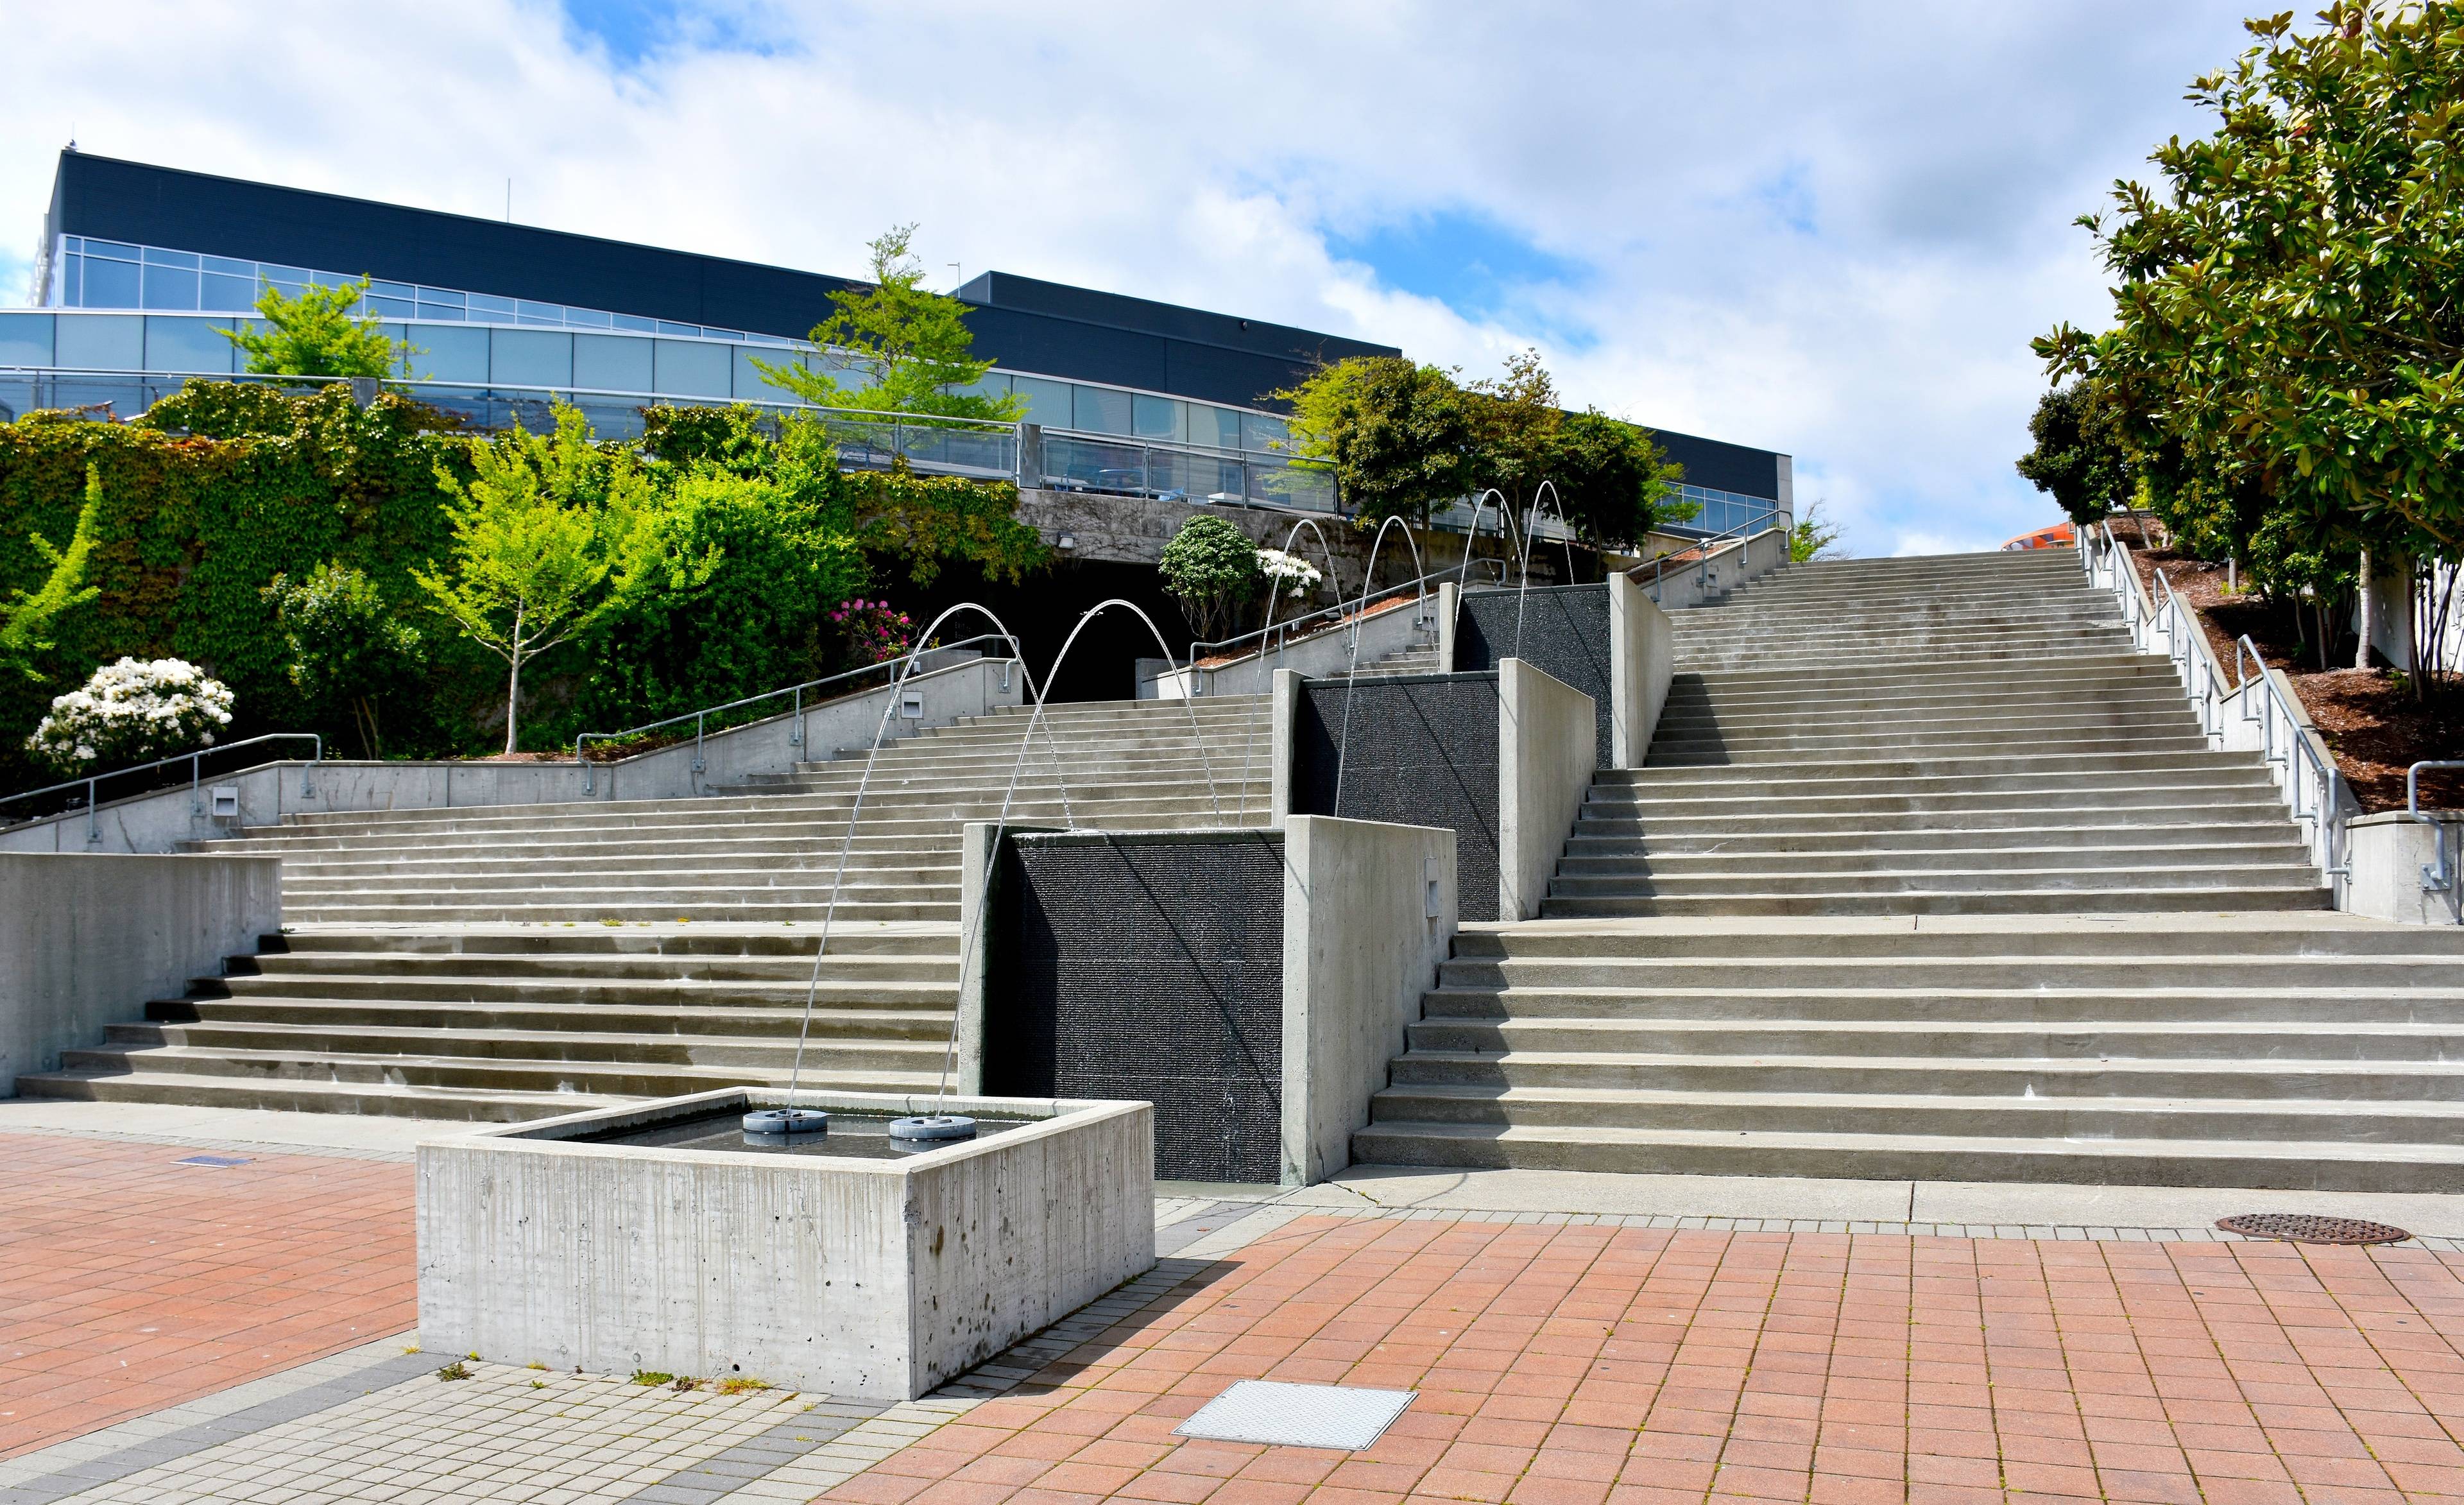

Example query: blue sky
[1,0,2263,555]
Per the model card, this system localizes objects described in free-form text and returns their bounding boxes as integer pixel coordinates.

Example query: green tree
[221,278,420,379]
[1466,348,1565,543]
[1549,409,1682,551]
[1789,499,1851,563]
[2015,382,2137,529]
[1157,516,1263,641]
[263,562,424,758]
[413,405,660,753]
[1274,356,1478,527]
[1,463,103,682]
[753,227,1023,420]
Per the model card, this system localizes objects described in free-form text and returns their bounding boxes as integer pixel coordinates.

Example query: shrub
[26,657,234,777]
[264,562,424,759]
[1158,517,1263,641]
[1256,547,1322,603]
[828,598,914,666]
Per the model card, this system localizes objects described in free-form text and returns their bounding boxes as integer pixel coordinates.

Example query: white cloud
[0,0,2258,555]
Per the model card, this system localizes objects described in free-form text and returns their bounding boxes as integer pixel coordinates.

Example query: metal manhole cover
[2215,1214,2411,1246]
[1173,1380,1416,1450]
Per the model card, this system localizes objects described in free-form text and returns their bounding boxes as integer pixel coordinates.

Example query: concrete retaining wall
[1140,594,1434,700]
[1291,671,1502,921]
[1456,584,1613,765]
[0,655,1022,856]
[416,1088,1152,1401]
[2345,812,2464,926]
[1637,527,1789,612]
[0,852,280,1094]
[1281,814,1457,1185]
[1498,661,1598,922]
[1608,571,1673,768]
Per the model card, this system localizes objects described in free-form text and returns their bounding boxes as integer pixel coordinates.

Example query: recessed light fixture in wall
[1056,532,1077,551]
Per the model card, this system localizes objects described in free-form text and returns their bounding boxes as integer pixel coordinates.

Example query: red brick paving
[823,1216,2464,1505]
[0,1133,415,1459]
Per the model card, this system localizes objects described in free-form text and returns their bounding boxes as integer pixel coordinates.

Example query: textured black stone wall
[984,830,1286,1183]
[1455,584,1613,765]
[1292,674,1500,922]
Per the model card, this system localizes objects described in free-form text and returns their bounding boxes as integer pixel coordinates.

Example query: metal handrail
[1632,508,1791,605]
[2409,761,2463,895]
[0,732,321,844]
[572,634,1018,793]
[2082,519,2351,892]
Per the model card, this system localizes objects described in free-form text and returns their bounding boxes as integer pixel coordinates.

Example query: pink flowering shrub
[828,598,914,666]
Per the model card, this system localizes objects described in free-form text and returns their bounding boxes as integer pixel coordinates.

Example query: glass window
[142,246,198,268]
[700,327,743,340]
[308,269,355,287]
[141,264,200,311]
[409,324,488,383]
[54,254,80,305]
[946,372,1009,404]
[564,307,612,329]
[653,338,730,399]
[80,255,141,308]
[416,300,466,322]
[54,313,144,370]
[656,320,703,338]
[612,313,656,333]
[517,302,565,327]
[1186,404,1242,450]
[258,263,308,286]
[417,287,466,310]
[574,332,653,393]
[368,280,415,300]
[60,236,82,254]
[145,316,235,374]
[488,329,573,388]
[1242,412,1290,452]
[467,293,517,321]
[199,273,257,312]
[83,240,139,261]
[1133,393,1176,438]
[365,295,416,319]
[1010,375,1070,428]
[733,345,792,400]
[201,255,256,277]
[1072,384,1133,434]
[0,313,55,367]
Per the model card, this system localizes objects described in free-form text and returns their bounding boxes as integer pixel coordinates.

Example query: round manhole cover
[2215,1214,2411,1246]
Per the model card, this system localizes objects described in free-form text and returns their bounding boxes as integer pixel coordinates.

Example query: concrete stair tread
[1391,1047,2464,1076]
[1354,1121,2464,1166]
[1374,1083,2464,1121]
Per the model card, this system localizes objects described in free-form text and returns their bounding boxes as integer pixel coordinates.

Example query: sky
[0,0,2264,556]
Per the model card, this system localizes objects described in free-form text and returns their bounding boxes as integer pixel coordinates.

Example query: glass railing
[1036,431,1338,513]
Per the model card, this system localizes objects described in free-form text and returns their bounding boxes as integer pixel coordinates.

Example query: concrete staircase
[1358,550,2464,1190]
[19,694,1272,1118]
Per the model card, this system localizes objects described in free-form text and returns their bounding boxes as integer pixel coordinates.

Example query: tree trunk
[504,603,524,757]
[2355,548,2376,671]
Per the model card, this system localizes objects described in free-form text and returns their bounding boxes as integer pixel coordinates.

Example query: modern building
[8,150,1792,541]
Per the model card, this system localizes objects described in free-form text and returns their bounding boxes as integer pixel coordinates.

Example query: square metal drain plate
[1173,1380,1416,1450]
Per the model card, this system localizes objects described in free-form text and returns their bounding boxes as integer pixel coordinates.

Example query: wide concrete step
[116,1020,943,1068]
[272,848,961,881]
[1585,778,2282,819]
[42,1042,940,1097]
[1557,840,2309,879]
[1572,796,2293,839]
[1417,982,2464,1024]
[279,867,961,898]
[10,1069,625,1121]
[1399,1014,2464,1062]
[161,993,954,1037]
[1368,1084,2464,1147]
[246,795,1270,845]
[1348,1119,2464,1192]
[1548,859,2323,899]
[206,970,956,1009]
[284,896,961,924]
[1537,885,2331,917]
[271,927,956,958]
[1648,698,2198,739]
[1622,748,2250,785]
[1562,821,2295,857]
[1684,653,2168,694]
[1679,637,2134,672]
[243,949,953,982]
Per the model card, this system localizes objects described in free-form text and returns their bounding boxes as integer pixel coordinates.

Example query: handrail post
[86,775,98,845]
[301,736,318,799]
[2413,761,2464,894]
[790,687,803,749]
[694,712,706,775]
[191,752,203,819]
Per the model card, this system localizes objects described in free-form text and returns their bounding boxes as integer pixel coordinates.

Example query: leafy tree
[2035,2,2464,678]
[1549,409,1682,551]
[1274,356,1478,527]
[1,463,103,682]
[1157,516,1263,641]
[753,227,1023,421]
[413,405,660,753]
[2015,382,2136,529]
[221,278,421,380]
[263,562,424,758]
[1788,498,1851,563]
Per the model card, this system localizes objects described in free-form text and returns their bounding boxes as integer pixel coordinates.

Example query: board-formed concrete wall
[2345,812,2463,926]
[1498,661,1598,922]
[0,852,279,1094]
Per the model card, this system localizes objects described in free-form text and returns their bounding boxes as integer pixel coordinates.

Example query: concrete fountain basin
[415,1087,1153,1400]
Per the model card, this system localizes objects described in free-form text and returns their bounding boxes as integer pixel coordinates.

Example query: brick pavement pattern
[819,1215,2464,1505]
[0,1133,413,1460]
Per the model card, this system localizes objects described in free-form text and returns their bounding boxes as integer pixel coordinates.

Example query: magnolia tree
[26,657,234,777]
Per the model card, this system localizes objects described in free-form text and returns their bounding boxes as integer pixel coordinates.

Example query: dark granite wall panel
[985,830,1285,1183]
[1456,584,1613,764]
[1292,674,1500,922]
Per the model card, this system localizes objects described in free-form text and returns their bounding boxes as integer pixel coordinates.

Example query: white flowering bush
[25,657,235,778]
[1257,548,1324,601]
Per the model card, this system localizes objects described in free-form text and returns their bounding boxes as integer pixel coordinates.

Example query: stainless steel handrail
[2410,761,2464,894]
[1632,508,1791,605]
[572,634,1017,793]
[0,732,322,843]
